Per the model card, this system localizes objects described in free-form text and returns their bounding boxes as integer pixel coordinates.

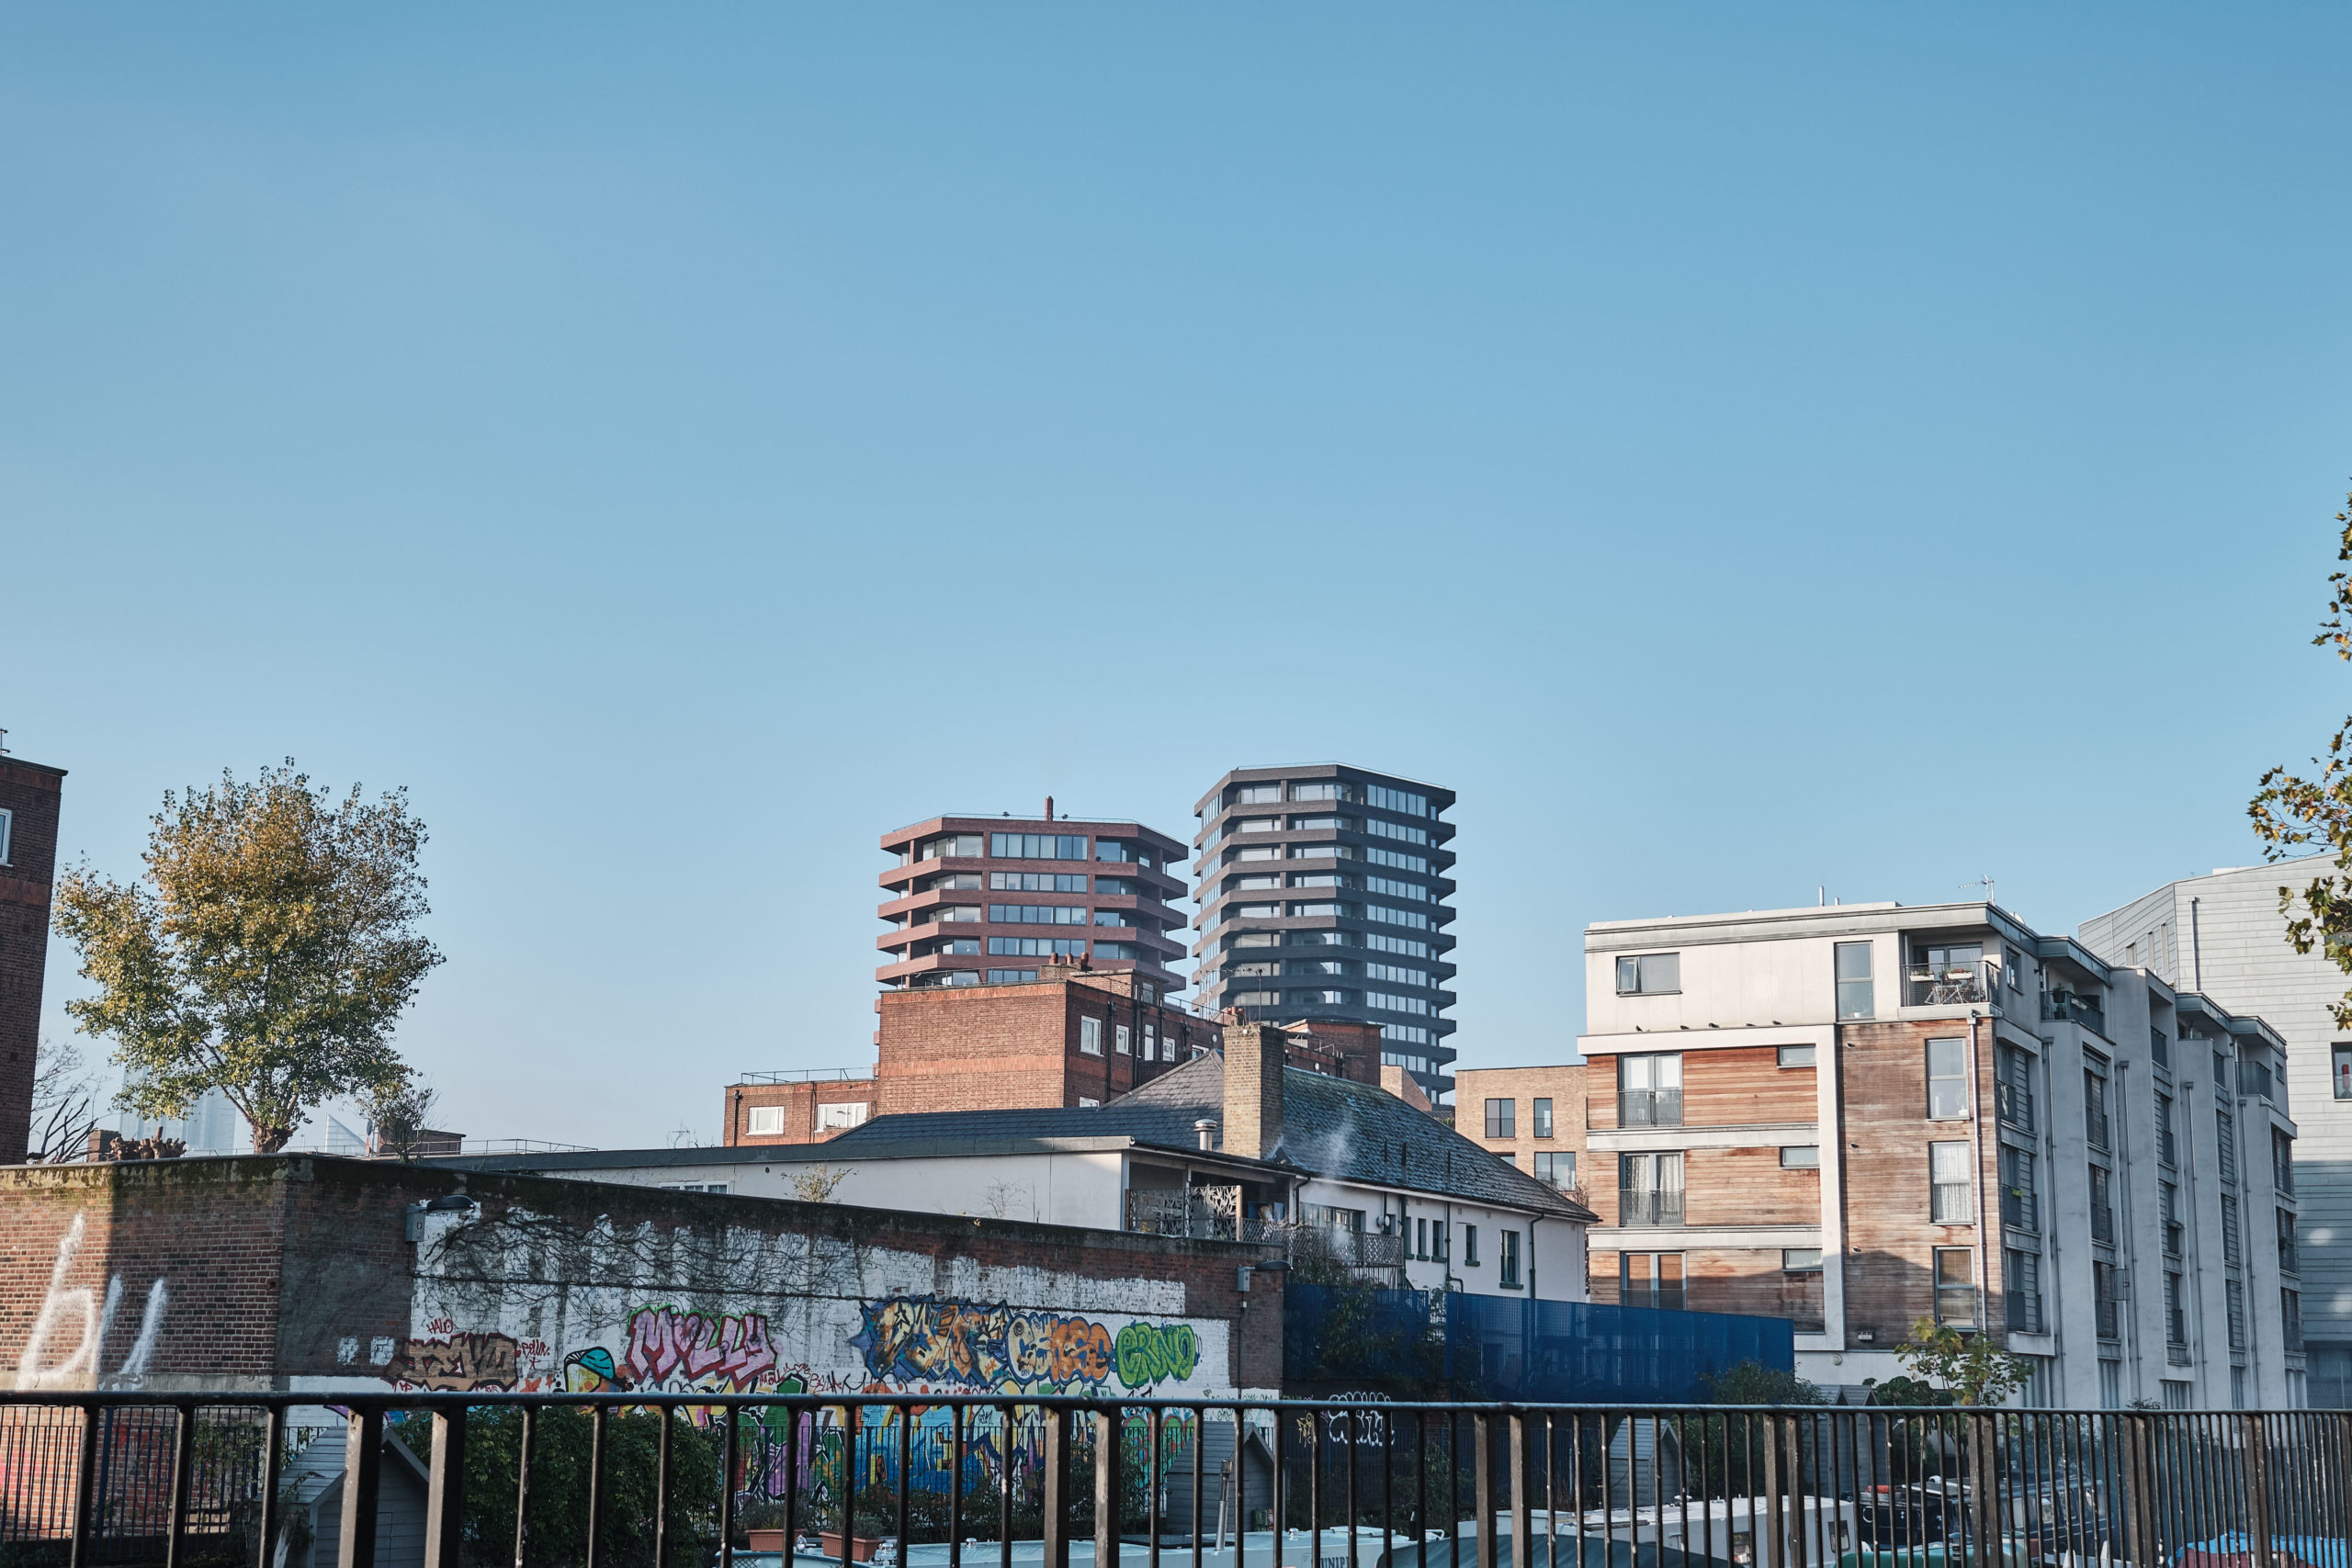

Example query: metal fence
[4,1392,2349,1568]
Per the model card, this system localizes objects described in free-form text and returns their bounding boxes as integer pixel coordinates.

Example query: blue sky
[6,6,2350,1146]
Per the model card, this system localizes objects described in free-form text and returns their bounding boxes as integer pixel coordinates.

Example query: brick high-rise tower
[0,748,66,1164]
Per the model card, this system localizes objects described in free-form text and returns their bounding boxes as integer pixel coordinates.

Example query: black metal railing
[1616,1089,1682,1128]
[1905,962,1989,1006]
[6,1393,2352,1568]
[1617,1189,1685,1226]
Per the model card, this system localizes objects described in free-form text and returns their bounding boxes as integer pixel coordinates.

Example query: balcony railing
[1617,1089,1683,1128]
[1124,1186,1243,1241]
[1907,962,1990,1007]
[2043,990,2108,1036]
[1618,1189,1685,1227]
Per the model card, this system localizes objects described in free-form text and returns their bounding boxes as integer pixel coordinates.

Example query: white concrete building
[1583,898,2302,1405]
[2083,860,2342,1404]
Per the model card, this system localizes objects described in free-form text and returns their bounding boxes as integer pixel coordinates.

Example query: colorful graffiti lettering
[622,1306,777,1393]
[850,1295,1193,1394]
[1114,1322,1198,1389]
[564,1346,619,1393]
[388,1331,521,1392]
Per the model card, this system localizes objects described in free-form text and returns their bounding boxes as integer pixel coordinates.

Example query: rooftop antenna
[0,727,10,755]
[1965,874,1996,905]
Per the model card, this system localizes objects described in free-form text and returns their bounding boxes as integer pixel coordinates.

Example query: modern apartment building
[1191,764,1458,1102]
[2082,861,2347,1405]
[876,810,1190,995]
[1581,899,2304,1407]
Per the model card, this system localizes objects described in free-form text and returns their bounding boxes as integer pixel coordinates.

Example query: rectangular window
[986,968,1037,984]
[1464,1225,1479,1266]
[2085,1068,2110,1150]
[746,1105,787,1136]
[2162,1182,2183,1258]
[0,807,11,865]
[2274,1129,2296,1195]
[1365,932,1428,958]
[1078,1096,1101,1108]
[1363,904,1426,928]
[1614,953,1681,995]
[2095,1261,2122,1339]
[1230,990,1279,1008]
[1621,1251,1685,1311]
[2284,1288,2303,1350]
[1618,1053,1684,1126]
[1930,1249,1975,1327]
[1365,784,1428,816]
[2226,1279,2246,1350]
[919,833,985,860]
[1142,1024,1155,1060]
[1777,1044,1815,1067]
[1534,1151,1575,1188]
[1093,840,1146,865]
[988,904,1090,925]
[1618,1152,1686,1226]
[815,1101,868,1131]
[2222,1194,2242,1264]
[2005,1248,2043,1334]
[2217,1108,2237,1181]
[1080,1017,1103,1055]
[1836,942,1874,1020]
[1485,1099,1516,1139]
[2090,1165,2115,1244]
[2156,1093,2177,1166]
[1498,1230,1522,1287]
[988,936,1086,958]
[1996,1043,2035,1132]
[2336,1043,2352,1100]
[1999,1144,2037,1232]
[991,871,1089,893]
[1781,1145,1820,1168]
[1290,782,1346,803]
[1930,1141,1973,1222]
[1365,817,1429,845]
[1091,909,1129,927]
[2278,1206,2300,1273]
[1235,784,1283,805]
[1113,1021,1133,1055]
[1433,1221,1449,1261]
[991,832,1090,861]
[1532,1098,1554,1137]
[1928,1037,1970,1119]
[1783,1248,1823,1272]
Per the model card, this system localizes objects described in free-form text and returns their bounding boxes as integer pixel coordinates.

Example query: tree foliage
[2251,488,2352,1028]
[430,1406,723,1568]
[51,761,443,1153]
[1871,1317,2030,1406]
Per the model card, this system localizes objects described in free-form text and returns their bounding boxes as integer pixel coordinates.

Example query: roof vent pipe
[1195,1119,1217,1151]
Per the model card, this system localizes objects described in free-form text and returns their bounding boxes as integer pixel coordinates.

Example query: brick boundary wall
[0,1156,1285,1394]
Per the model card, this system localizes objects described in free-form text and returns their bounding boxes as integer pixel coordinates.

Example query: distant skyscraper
[876,809,1190,996]
[1190,763,1457,1101]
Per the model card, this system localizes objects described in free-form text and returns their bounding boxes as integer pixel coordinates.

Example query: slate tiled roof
[1113,1055,1595,1222]
[825,1054,1593,1223]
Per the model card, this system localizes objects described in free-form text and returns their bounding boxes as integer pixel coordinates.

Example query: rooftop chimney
[1194,1118,1217,1151]
[1222,1023,1285,1161]
[1045,795,1055,820]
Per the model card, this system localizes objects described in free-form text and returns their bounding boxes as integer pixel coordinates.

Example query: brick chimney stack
[1222,1022,1286,1161]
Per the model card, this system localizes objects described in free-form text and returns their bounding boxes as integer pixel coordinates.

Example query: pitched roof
[1112,1055,1595,1222]
[825,1054,1594,1223]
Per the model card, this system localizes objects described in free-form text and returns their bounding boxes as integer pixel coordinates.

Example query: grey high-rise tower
[1190,763,1458,1101]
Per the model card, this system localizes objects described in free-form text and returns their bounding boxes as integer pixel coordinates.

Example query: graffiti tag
[16,1215,170,1390]
[388,1331,522,1391]
[623,1307,778,1393]
[851,1295,1194,1394]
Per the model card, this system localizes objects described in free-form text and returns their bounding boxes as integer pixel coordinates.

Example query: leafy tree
[367,1074,442,1160]
[51,761,443,1153]
[1871,1317,2029,1406]
[2251,488,2352,1025]
[430,1406,723,1568]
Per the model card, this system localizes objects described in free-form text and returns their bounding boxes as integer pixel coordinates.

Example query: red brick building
[720,1070,881,1146]
[876,809,1190,994]
[0,750,65,1166]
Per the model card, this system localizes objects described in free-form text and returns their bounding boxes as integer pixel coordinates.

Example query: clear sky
[6,6,2350,1148]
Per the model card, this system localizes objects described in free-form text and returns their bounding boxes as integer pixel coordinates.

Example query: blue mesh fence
[1285,1283,1794,1402]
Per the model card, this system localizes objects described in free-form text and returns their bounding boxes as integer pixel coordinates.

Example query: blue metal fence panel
[1284,1284,1795,1403]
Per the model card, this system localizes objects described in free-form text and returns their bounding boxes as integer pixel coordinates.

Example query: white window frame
[1080,1018,1104,1056]
[0,807,12,865]
[815,1101,868,1130]
[745,1105,787,1137]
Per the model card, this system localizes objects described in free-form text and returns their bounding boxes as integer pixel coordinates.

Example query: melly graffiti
[624,1306,776,1393]
[851,1295,1197,1395]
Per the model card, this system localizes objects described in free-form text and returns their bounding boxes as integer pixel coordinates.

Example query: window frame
[1080,1017,1103,1055]
[1614,952,1681,996]
[1835,941,1875,1020]
[1498,1229,1523,1288]
[1780,1145,1820,1168]
[745,1105,787,1137]
[1777,1044,1815,1067]
[1930,1140,1973,1223]
[1532,1098,1555,1138]
[1927,1037,1970,1120]
[1484,1099,1516,1140]
[1933,1247,1978,1327]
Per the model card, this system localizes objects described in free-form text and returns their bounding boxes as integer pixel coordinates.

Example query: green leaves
[51,760,444,1152]
[2252,490,2352,1031]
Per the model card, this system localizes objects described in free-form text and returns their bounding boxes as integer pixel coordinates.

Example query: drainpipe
[2190,897,2203,991]
[1969,1011,1994,1337]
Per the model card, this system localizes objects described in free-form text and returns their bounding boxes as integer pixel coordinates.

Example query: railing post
[2246,1414,2276,1568]
[1043,1406,1070,1568]
[586,1406,609,1568]
[424,1407,468,1568]
[2118,1415,2154,1568]
[1967,1412,1998,1568]
[2335,1414,2352,1542]
[68,1402,102,1568]
[340,1404,384,1568]
[1473,1412,1496,1568]
[259,1404,287,1568]
[1095,1405,1125,1568]
[165,1404,197,1568]
[1761,1413,1787,1568]
[1507,1414,1532,1568]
